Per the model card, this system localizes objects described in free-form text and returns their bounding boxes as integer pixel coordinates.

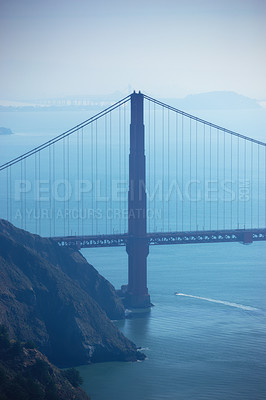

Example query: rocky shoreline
[0,219,144,367]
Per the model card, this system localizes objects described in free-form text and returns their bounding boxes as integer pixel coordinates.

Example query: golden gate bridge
[1,91,265,307]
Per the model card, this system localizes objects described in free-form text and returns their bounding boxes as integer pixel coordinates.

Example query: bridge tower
[123,91,151,308]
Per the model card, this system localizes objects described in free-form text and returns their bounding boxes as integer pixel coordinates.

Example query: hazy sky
[0,0,265,100]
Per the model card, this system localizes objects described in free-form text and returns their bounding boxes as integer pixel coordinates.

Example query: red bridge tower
[123,91,151,308]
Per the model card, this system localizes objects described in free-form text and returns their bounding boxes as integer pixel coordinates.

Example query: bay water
[79,242,266,400]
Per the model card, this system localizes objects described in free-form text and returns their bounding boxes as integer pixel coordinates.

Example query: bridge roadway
[51,228,266,250]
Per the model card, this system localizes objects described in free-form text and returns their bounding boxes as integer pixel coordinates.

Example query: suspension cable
[0,95,131,171]
[143,94,266,147]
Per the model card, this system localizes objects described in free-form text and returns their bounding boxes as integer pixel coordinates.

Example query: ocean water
[79,242,266,400]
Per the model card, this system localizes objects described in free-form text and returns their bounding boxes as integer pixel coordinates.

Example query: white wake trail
[175,293,258,311]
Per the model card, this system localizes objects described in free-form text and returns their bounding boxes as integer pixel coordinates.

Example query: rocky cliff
[0,325,90,400]
[0,220,144,367]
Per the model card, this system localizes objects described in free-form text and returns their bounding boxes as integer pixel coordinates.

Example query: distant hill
[0,91,260,112]
[0,127,13,135]
[0,220,144,368]
[161,91,260,110]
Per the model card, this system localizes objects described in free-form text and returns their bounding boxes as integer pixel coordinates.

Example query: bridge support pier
[125,237,150,308]
[122,91,151,309]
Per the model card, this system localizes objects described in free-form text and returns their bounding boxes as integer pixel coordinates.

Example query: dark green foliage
[0,327,60,400]
[24,340,37,349]
[25,377,44,399]
[62,368,83,387]
[0,326,10,350]
[0,365,7,384]
[45,381,58,400]
[4,374,29,400]
[0,326,23,361]
[8,341,23,357]
[31,359,50,384]
[4,372,44,400]
[0,368,58,400]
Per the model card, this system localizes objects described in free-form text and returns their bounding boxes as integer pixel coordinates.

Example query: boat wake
[175,293,258,311]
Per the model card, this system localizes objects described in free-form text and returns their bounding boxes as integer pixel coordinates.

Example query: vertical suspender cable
[63,137,66,236]
[110,112,112,233]
[230,133,233,230]
[237,136,239,228]
[176,112,178,231]
[81,127,84,236]
[119,106,122,234]
[53,145,55,236]
[189,119,192,231]
[9,166,12,223]
[251,142,253,228]
[223,130,226,229]
[209,126,212,230]
[265,146,266,228]
[244,139,246,228]
[167,108,170,231]
[91,123,94,235]
[6,168,9,221]
[77,129,80,236]
[38,151,41,235]
[95,122,98,235]
[203,124,206,230]
[216,129,219,230]
[162,107,164,231]
[195,121,198,230]
[67,134,70,236]
[24,159,26,230]
[258,144,260,228]
[125,103,128,234]
[153,101,156,232]
[147,99,150,232]
[105,115,108,234]
[21,159,23,229]
[181,114,184,231]
[49,146,52,236]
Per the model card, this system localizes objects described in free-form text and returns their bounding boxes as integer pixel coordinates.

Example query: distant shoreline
[0,91,262,112]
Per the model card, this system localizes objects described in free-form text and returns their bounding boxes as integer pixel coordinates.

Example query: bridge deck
[50,228,266,249]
